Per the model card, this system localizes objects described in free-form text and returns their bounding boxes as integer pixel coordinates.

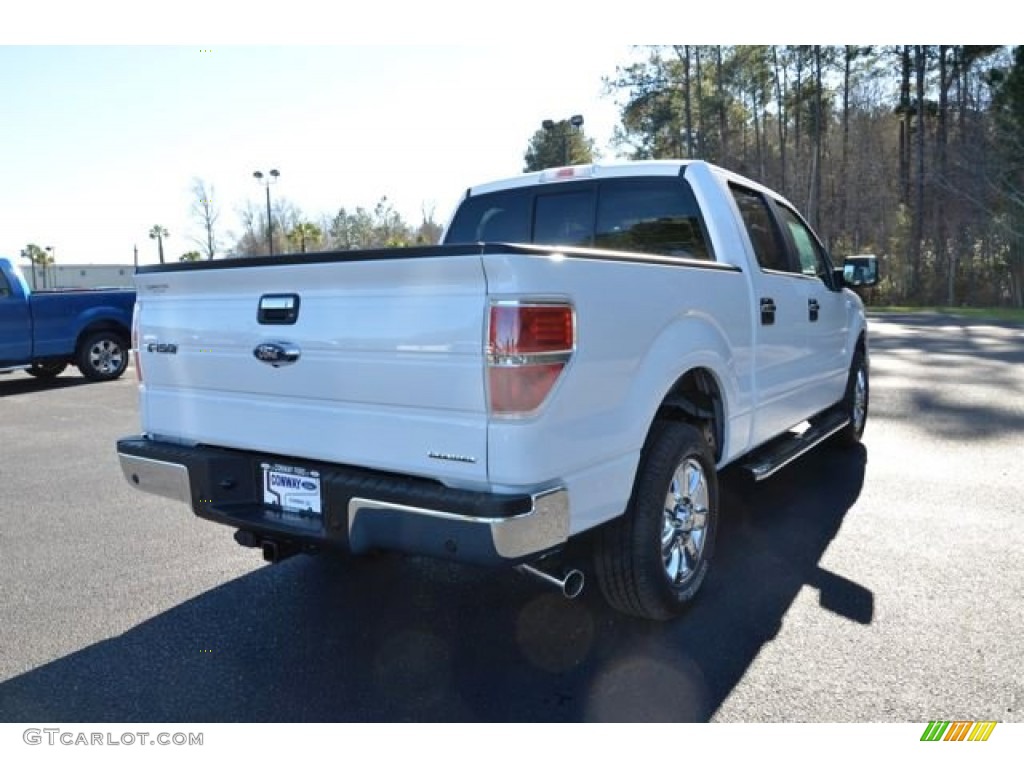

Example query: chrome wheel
[593,420,718,620]
[852,366,867,433]
[836,349,869,446]
[89,338,125,375]
[661,458,710,585]
[78,331,130,381]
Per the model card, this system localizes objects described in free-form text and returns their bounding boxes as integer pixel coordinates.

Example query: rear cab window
[445,190,532,243]
[445,176,715,261]
[534,190,594,247]
[595,178,712,260]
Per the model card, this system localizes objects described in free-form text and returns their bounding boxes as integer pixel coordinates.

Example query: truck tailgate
[134,255,489,487]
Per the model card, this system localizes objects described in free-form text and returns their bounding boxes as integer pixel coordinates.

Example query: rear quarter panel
[482,251,754,534]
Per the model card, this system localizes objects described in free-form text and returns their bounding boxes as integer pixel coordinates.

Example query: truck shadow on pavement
[868,314,1024,439]
[0,374,92,396]
[0,444,869,722]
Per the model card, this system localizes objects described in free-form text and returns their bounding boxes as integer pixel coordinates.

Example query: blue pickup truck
[0,257,135,382]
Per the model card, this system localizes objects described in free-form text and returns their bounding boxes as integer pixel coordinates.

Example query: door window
[729,185,791,273]
[776,205,831,279]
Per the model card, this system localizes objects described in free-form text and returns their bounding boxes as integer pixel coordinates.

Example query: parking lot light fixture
[542,115,584,166]
[253,169,281,256]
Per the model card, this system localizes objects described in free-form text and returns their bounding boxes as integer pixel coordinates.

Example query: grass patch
[868,306,1024,323]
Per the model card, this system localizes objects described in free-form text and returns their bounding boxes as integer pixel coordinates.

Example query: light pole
[253,169,280,255]
[542,114,584,166]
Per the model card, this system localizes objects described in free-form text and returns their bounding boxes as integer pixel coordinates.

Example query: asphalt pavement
[0,313,1021,722]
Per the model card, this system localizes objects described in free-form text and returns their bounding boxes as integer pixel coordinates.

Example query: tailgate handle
[258,294,300,325]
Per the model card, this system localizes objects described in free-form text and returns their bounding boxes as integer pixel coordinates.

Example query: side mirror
[838,254,879,287]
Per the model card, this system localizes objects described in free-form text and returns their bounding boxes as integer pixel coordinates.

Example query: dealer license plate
[261,462,322,516]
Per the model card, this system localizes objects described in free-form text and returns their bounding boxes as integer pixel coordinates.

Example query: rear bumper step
[116,436,568,565]
[741,410,850,481]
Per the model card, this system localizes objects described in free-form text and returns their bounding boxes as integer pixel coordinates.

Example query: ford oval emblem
[300,480,317,491]
[253,342,300,367]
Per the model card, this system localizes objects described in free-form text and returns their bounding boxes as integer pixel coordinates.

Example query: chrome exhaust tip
[516,563,585,599]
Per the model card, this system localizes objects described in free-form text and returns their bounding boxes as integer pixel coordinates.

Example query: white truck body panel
[136,256,492,487]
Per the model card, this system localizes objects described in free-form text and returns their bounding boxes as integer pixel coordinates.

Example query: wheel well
[76,322,130,353]
[655,368,724,462]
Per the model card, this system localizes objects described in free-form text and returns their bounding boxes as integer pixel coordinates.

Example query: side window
[776,205,830,279]
[0,272,9,297]
[444,189,532,244]
[729,185,791,272]
[594,178,713,260]
[533,190,595,247]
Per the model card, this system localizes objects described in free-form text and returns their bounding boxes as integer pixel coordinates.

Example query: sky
[2,4,997,267]
[0,44,633,266]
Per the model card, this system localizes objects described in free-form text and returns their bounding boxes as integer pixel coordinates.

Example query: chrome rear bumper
[117,437,569,565]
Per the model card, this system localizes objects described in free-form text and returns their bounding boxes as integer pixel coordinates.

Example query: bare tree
[672,45,695,156]
[911,45,927,299]
[414,203,444,245]
[771,46,789,195]
[191,178,221,260]
[898,46,912,206]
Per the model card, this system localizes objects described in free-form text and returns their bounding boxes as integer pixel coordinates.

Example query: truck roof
[466,159,697,197]
[462,159,795,212]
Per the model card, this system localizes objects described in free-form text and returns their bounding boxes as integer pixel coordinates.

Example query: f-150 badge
[253,342,301,367]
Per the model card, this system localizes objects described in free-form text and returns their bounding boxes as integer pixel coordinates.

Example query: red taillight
[487,303,574,415]
[489,304,573,355]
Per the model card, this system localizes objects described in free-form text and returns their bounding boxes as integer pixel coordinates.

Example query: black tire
[76,330,130,382]
[26,361,68,379]
[593,420,719,621]
[835,347,868,446]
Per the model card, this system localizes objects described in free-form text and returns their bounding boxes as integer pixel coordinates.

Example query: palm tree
[38,246,55,289]
[20,243,47,290]
[287,221,323,254]
[149,225,169,263]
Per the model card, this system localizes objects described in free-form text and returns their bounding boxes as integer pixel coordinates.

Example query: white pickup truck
[117,160,878,620]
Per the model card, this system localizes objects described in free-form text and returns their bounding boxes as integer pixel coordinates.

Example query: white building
[24,264,137,291]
